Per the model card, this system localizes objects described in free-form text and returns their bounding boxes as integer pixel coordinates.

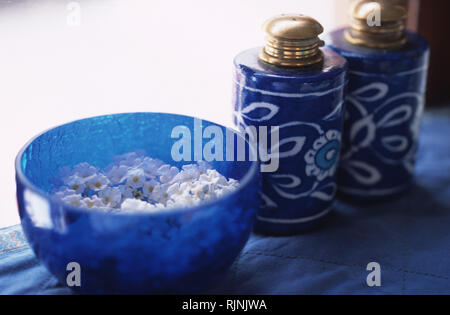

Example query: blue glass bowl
[15,112,260,294]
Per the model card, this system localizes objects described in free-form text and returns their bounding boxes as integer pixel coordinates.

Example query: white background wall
[0,0,346,228]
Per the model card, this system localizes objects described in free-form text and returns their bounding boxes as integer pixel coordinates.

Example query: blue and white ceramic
[233,47,348,235]
[327,29,429,202]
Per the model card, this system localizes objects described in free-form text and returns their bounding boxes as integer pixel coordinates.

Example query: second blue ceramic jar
[327,1,429,202]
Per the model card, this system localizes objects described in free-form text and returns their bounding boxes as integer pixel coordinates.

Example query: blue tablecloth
[2,110,450,295]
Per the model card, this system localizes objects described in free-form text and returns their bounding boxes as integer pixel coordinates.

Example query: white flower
[62,175,86,194]
[167,182,181,196]
[141,157,164,175]
[157,165,179,183]
[118,185,135,200]
[198,160,212,174]
[54,186,77,198]
[105,165,129,184]
[98,187,122,208]
[148,184,168,204]
[305,130,341,182]
[60,193,83,207]
[142,179,159,199]
[121,198,158,212]
[113,151,145,167]
[81,195,107,209]
[122,167,146,189]
[171,164,200,184]
[166,194,197,208]
[73,162,99,178]
[85,173,110,191]
[204,169,229,186]
[182,164,200,178]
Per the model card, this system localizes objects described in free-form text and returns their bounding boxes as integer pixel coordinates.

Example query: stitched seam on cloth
[242,251,450,281]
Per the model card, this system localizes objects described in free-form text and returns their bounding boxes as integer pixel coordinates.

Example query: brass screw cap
[259,14,325,68]
[345,0,407,49]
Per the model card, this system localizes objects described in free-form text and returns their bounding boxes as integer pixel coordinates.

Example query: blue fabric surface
[1,110,450,295]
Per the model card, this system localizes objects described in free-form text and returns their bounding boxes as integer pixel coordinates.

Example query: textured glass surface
[15,113,260,294]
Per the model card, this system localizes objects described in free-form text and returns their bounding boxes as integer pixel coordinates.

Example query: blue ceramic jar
[232,15,348,235]
[327,28,429,202]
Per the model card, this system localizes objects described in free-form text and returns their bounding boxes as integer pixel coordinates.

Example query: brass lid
[259,14,325,68]
[345,0,407,49]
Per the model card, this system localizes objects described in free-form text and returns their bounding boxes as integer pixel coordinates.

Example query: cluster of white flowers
[52,152,239,212]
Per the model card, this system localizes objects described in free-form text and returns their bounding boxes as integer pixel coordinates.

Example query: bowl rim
[15,112,261,218]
